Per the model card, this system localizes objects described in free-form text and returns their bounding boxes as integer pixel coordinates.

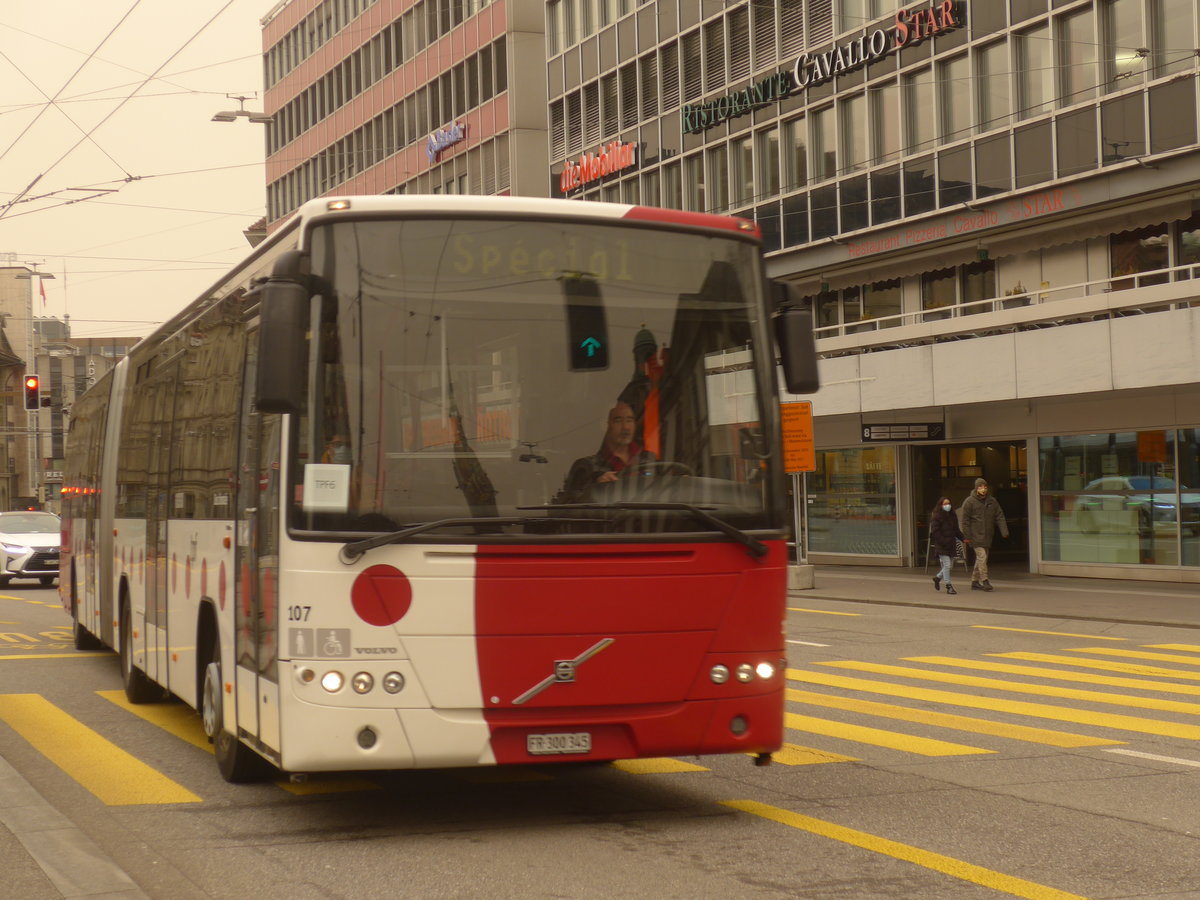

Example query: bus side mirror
[256,250,310,414]
[771,283,820,395]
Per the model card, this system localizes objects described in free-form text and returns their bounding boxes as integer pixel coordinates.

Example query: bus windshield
[291,216,780,539]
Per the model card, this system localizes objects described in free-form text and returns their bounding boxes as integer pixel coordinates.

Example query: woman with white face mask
[929,496,964,594]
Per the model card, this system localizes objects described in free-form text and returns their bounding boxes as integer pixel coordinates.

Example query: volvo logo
[512,638,614,705]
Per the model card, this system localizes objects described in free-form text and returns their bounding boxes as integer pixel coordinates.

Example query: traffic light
[23,375,40,410]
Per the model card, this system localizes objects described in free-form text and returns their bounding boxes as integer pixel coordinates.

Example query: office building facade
[545,0,1200,582]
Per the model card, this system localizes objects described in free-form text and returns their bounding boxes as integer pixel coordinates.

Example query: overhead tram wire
[0,0,241,223]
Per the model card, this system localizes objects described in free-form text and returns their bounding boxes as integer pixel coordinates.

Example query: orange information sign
[780,402,815,473]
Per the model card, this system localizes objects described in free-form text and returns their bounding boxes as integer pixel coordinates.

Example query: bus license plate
[527,732,591,755]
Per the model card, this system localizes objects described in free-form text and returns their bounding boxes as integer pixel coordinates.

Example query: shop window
[1110,222,1170,289]
[1101,92,1146,164]
[1058,8,1097,106]
[1149,78,1197,154]
[861,278,901,327]
[808,446,898,556]
[1175,212,1200,278]
[961,259,997,313]
[1039,431,1199,567]
[870,167,901,225]
[1057,107,1098,177]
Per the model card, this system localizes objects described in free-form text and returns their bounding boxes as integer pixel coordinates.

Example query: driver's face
[605,404,636,449]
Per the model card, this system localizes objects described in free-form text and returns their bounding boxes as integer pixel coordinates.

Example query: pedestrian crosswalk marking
[1062,647,1200,666]
[906,656,1200,697]
[770,742,858,765]
[971,625,1126,641]
[612,757,708,774]
[785,711,991,756]
[0,694,201,805]
[787,606,862,617]
[1143,644,1200,653]
[819,660,1200,716]
[788,688,1121,748]
[990,652,1200,681]
[98,690,212,753]
[788,668,1200,740]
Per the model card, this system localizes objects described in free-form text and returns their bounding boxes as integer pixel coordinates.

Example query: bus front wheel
[201,656,271,783]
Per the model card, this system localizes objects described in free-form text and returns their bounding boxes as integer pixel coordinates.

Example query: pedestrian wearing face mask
[929,496,964,594]
[960,477,1009,592]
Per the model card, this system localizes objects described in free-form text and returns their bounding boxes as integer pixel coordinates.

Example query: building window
[922,267,956,320]
[1057,107,1098,177]
[869,81,899,165]
[903,68,934,153]
[1101,92,1146,164]
[1110,222,1170,288]
[731,137,753,208]
[862,278,901,326]
[707,145,730,212]
[1016,25,1053,119]
[756,128,780,198]
[783,116,808,190]
[684,154,705,211]
[1058,8,1097,107]
[811,105,837,181]
[840,93,868,173]
[976,42,1010,132]
[1177,212,1200,276]
[1149,78,1198,153]
[1014,121,1052,188]
[1152,0,1196,78]
[1103,0,1145,90]
[939,54,970,142]
[961,259,996,310]
[661,162,682,209]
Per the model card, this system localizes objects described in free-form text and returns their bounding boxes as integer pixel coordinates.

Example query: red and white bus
[61,195,817,782]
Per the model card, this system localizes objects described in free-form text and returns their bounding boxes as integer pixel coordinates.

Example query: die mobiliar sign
[559,140,637,193]
[682,0,963,135]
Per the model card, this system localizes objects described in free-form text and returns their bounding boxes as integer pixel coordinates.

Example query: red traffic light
[23,375,40,410]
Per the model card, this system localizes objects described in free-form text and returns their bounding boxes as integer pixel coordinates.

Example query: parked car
[0,511,60,586]
[1075,476,1200,534]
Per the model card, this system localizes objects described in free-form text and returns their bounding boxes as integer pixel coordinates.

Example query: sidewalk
[792,563,1200,629]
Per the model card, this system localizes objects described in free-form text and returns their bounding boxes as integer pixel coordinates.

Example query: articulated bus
[61,195,818,782]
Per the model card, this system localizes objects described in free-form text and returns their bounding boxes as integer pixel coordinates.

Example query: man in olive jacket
[960,478,1008,592]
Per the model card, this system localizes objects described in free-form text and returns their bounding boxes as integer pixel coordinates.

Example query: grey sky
[0,0,269,340]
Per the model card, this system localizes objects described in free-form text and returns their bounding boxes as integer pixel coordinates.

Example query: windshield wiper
[339,516,606,564]
[522,502,769,559]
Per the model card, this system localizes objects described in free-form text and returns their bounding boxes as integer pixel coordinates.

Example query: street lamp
[212,94,272,124]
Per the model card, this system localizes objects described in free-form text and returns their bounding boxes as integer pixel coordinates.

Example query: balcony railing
[814,263,1200,357]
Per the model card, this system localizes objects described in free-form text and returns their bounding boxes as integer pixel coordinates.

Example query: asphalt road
[4,574,1200,899]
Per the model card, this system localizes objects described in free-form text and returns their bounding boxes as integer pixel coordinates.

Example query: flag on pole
[38,278,46,307]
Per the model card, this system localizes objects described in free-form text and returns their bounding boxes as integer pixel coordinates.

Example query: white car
[0,511,60,587]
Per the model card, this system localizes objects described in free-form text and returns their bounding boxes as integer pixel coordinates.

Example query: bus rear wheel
[120,601,160,703]
[200,655,272,783]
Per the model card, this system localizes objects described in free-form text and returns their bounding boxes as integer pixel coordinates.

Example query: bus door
[144,360,180,687]
[234,334,282,753]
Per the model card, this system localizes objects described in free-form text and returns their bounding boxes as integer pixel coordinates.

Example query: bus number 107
[287,606,312,622]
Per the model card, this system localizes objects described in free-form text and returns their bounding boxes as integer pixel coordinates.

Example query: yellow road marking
[1144,644,1200,653]
[991,652,1200,681]
[909,656,1200,697]
[0,652,110,660]
[1063,647,1200,666]
[279,775,381,794]
[971,626,1124,641]
[788,688,1120,748]
[97,690,211,753]
[819,660,1200,716]
[769,742,858,765]
[0,694,200,805]
[787,607,861,616]
[786,711,990,756]
[788,668,1200,740]
[723,800,1089,900]
[612,757,708,774]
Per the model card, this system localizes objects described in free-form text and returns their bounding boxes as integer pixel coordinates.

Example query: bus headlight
[351,672,374,694]
[382,671,405,694]
[736,663,754,683]
[320,671,344,692]
[710,665,730,684]
[756,661,776,680]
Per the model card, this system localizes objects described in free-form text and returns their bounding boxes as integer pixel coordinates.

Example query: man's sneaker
[945,584,957,595]
[932,575,941,591]
[971,581,984,591]
[981,580,994,591]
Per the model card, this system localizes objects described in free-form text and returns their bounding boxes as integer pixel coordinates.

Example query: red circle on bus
[351,565,412,627]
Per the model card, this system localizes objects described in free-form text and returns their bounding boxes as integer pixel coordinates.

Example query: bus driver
[555,401,657,502]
